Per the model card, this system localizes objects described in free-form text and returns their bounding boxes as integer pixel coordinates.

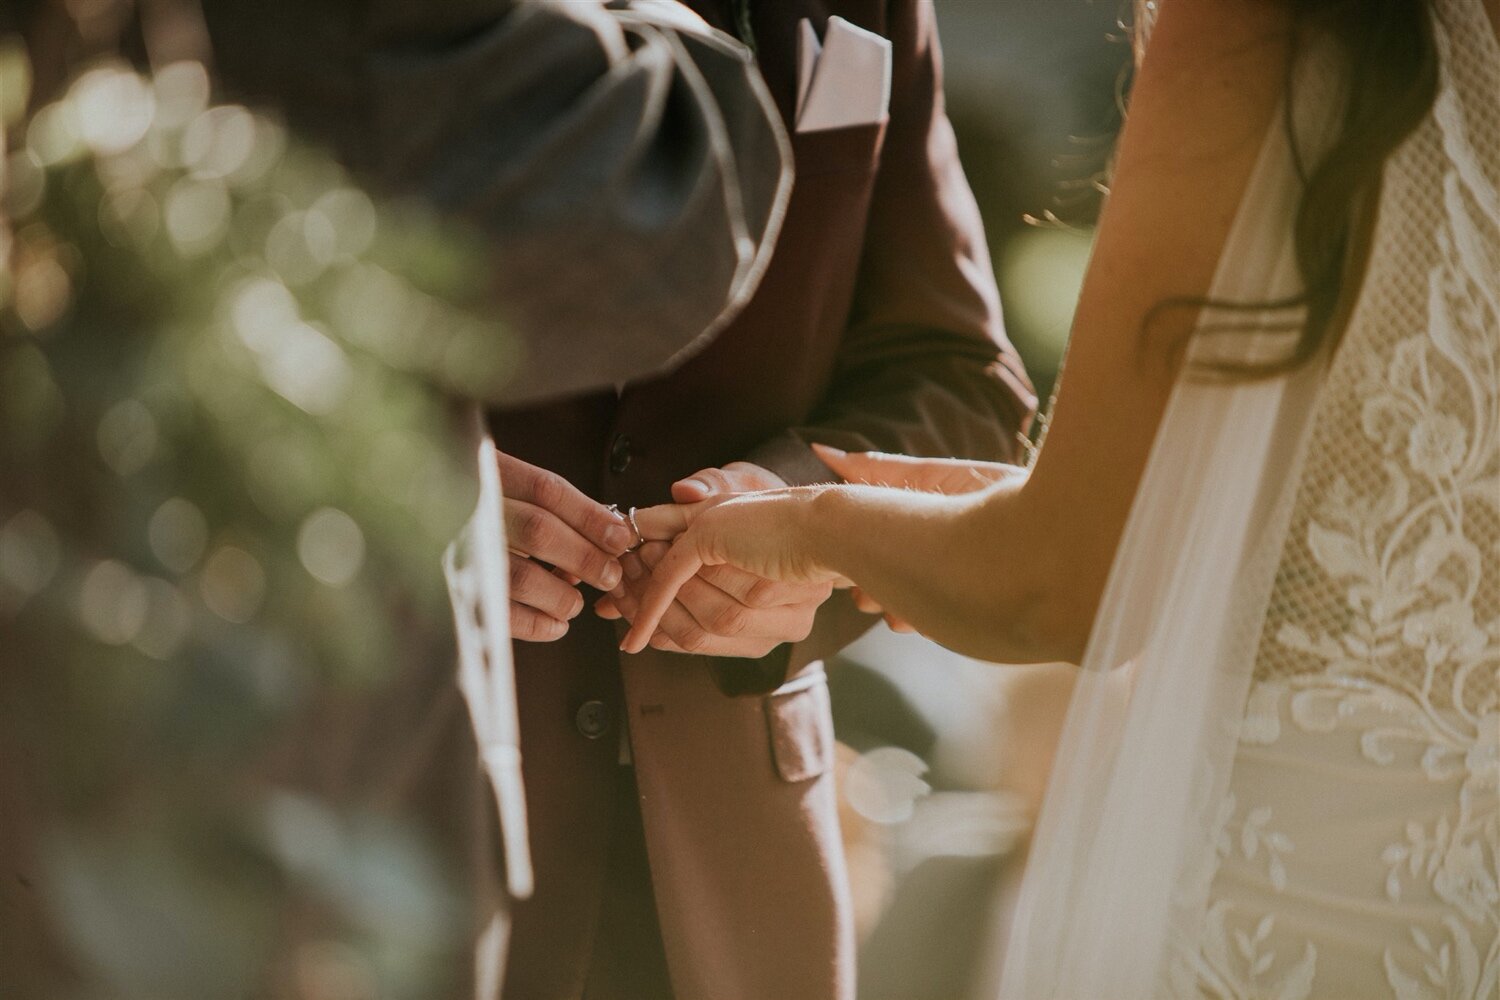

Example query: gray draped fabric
[200,0,792,404]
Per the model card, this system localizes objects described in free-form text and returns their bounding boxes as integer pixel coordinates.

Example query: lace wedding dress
[999,3,1498,997]
[1179,5,1499,996]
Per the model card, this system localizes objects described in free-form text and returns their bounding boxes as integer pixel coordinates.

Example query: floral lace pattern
[1179,2,1500,996]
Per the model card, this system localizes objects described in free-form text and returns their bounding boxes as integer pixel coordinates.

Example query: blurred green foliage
[1,44,514,999]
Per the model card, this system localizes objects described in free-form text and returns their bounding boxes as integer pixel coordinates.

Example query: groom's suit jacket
[492,2,1035,998]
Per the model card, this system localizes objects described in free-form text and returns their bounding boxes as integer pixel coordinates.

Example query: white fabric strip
[445,412,534,902]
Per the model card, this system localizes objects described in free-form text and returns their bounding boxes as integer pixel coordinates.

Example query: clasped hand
[502,445,1023,655]
[500,450,832,656]
[594,462,833,657]
[616,445,1027,654]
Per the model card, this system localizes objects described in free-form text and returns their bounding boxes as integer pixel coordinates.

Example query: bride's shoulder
[1131,0,1290,70]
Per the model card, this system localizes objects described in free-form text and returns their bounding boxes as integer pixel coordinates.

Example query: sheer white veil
[995,37,1349,1000]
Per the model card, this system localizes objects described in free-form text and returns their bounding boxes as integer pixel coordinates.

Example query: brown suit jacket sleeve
[718,0,1036,694]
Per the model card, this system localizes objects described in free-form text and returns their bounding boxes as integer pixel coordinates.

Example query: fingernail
[601,562,622,589]
[568,595,584,619]
[622,559,643,581]
[604,524,633,553]
[680,478,710,495]
[811,443,846,459]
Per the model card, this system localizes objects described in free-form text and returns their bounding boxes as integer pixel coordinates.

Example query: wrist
[801,483,856,581]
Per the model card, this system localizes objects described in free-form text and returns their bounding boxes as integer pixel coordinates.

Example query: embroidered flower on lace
[1194,903,1318,1000]
[1383,918,1494,1000]
[1176,792,1310,999]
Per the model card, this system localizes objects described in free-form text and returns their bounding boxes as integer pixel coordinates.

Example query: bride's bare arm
[626,0,1296,662]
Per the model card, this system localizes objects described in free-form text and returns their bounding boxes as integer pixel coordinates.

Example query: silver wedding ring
[607,504,647,552]
[625,506,646,552]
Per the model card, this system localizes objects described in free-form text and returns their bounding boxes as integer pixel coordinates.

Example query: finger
[608,553,651,618]
[510,601,568,642]
[604,584,654,625]
[646,633,691,654]
[633,541,673,567]
[886,614,917,634]
[621,537,707,653]
[509,553,585,622]
[631,502,701,542]
[647,630,774,658]
[621,549,650,585]
[634,544,820,637]
[632,539,829,609]
[505,499,623,591]
[813,445,941,487]
[607,565,709,650]
[671,462,784,503]
[813,444,1017,493]
[698,563,832,609]
[721,461,787,490]
[593,595,623,620]
[851,587,884,615]
[606,550,683,622]
[643,592,723,653]
[676,576,816,641]
[498,452,635,555]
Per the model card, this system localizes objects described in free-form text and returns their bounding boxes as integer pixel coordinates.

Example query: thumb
[671,469,720,503]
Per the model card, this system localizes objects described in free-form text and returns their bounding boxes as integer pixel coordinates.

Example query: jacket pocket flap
[764,670,834,783]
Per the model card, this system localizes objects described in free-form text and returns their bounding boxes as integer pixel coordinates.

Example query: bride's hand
[622,488,849,654]
[813,443,1026,495]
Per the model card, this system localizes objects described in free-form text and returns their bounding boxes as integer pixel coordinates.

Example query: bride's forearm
[802,482,1086,663]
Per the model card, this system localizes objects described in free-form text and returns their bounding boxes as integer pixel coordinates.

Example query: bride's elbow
[979,582,1096,665]
[956,541,1105,665]
[949,490,1108,665]
[1029,586,1099,665]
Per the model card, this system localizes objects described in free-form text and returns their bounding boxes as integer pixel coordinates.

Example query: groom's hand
[594,462,834,656]
[499,450,633,641]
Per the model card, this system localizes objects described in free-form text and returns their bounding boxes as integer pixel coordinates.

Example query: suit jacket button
[575,700,610,740]
[608,434,634,474]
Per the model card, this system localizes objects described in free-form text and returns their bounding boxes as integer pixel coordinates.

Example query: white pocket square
[795,16,892,133]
